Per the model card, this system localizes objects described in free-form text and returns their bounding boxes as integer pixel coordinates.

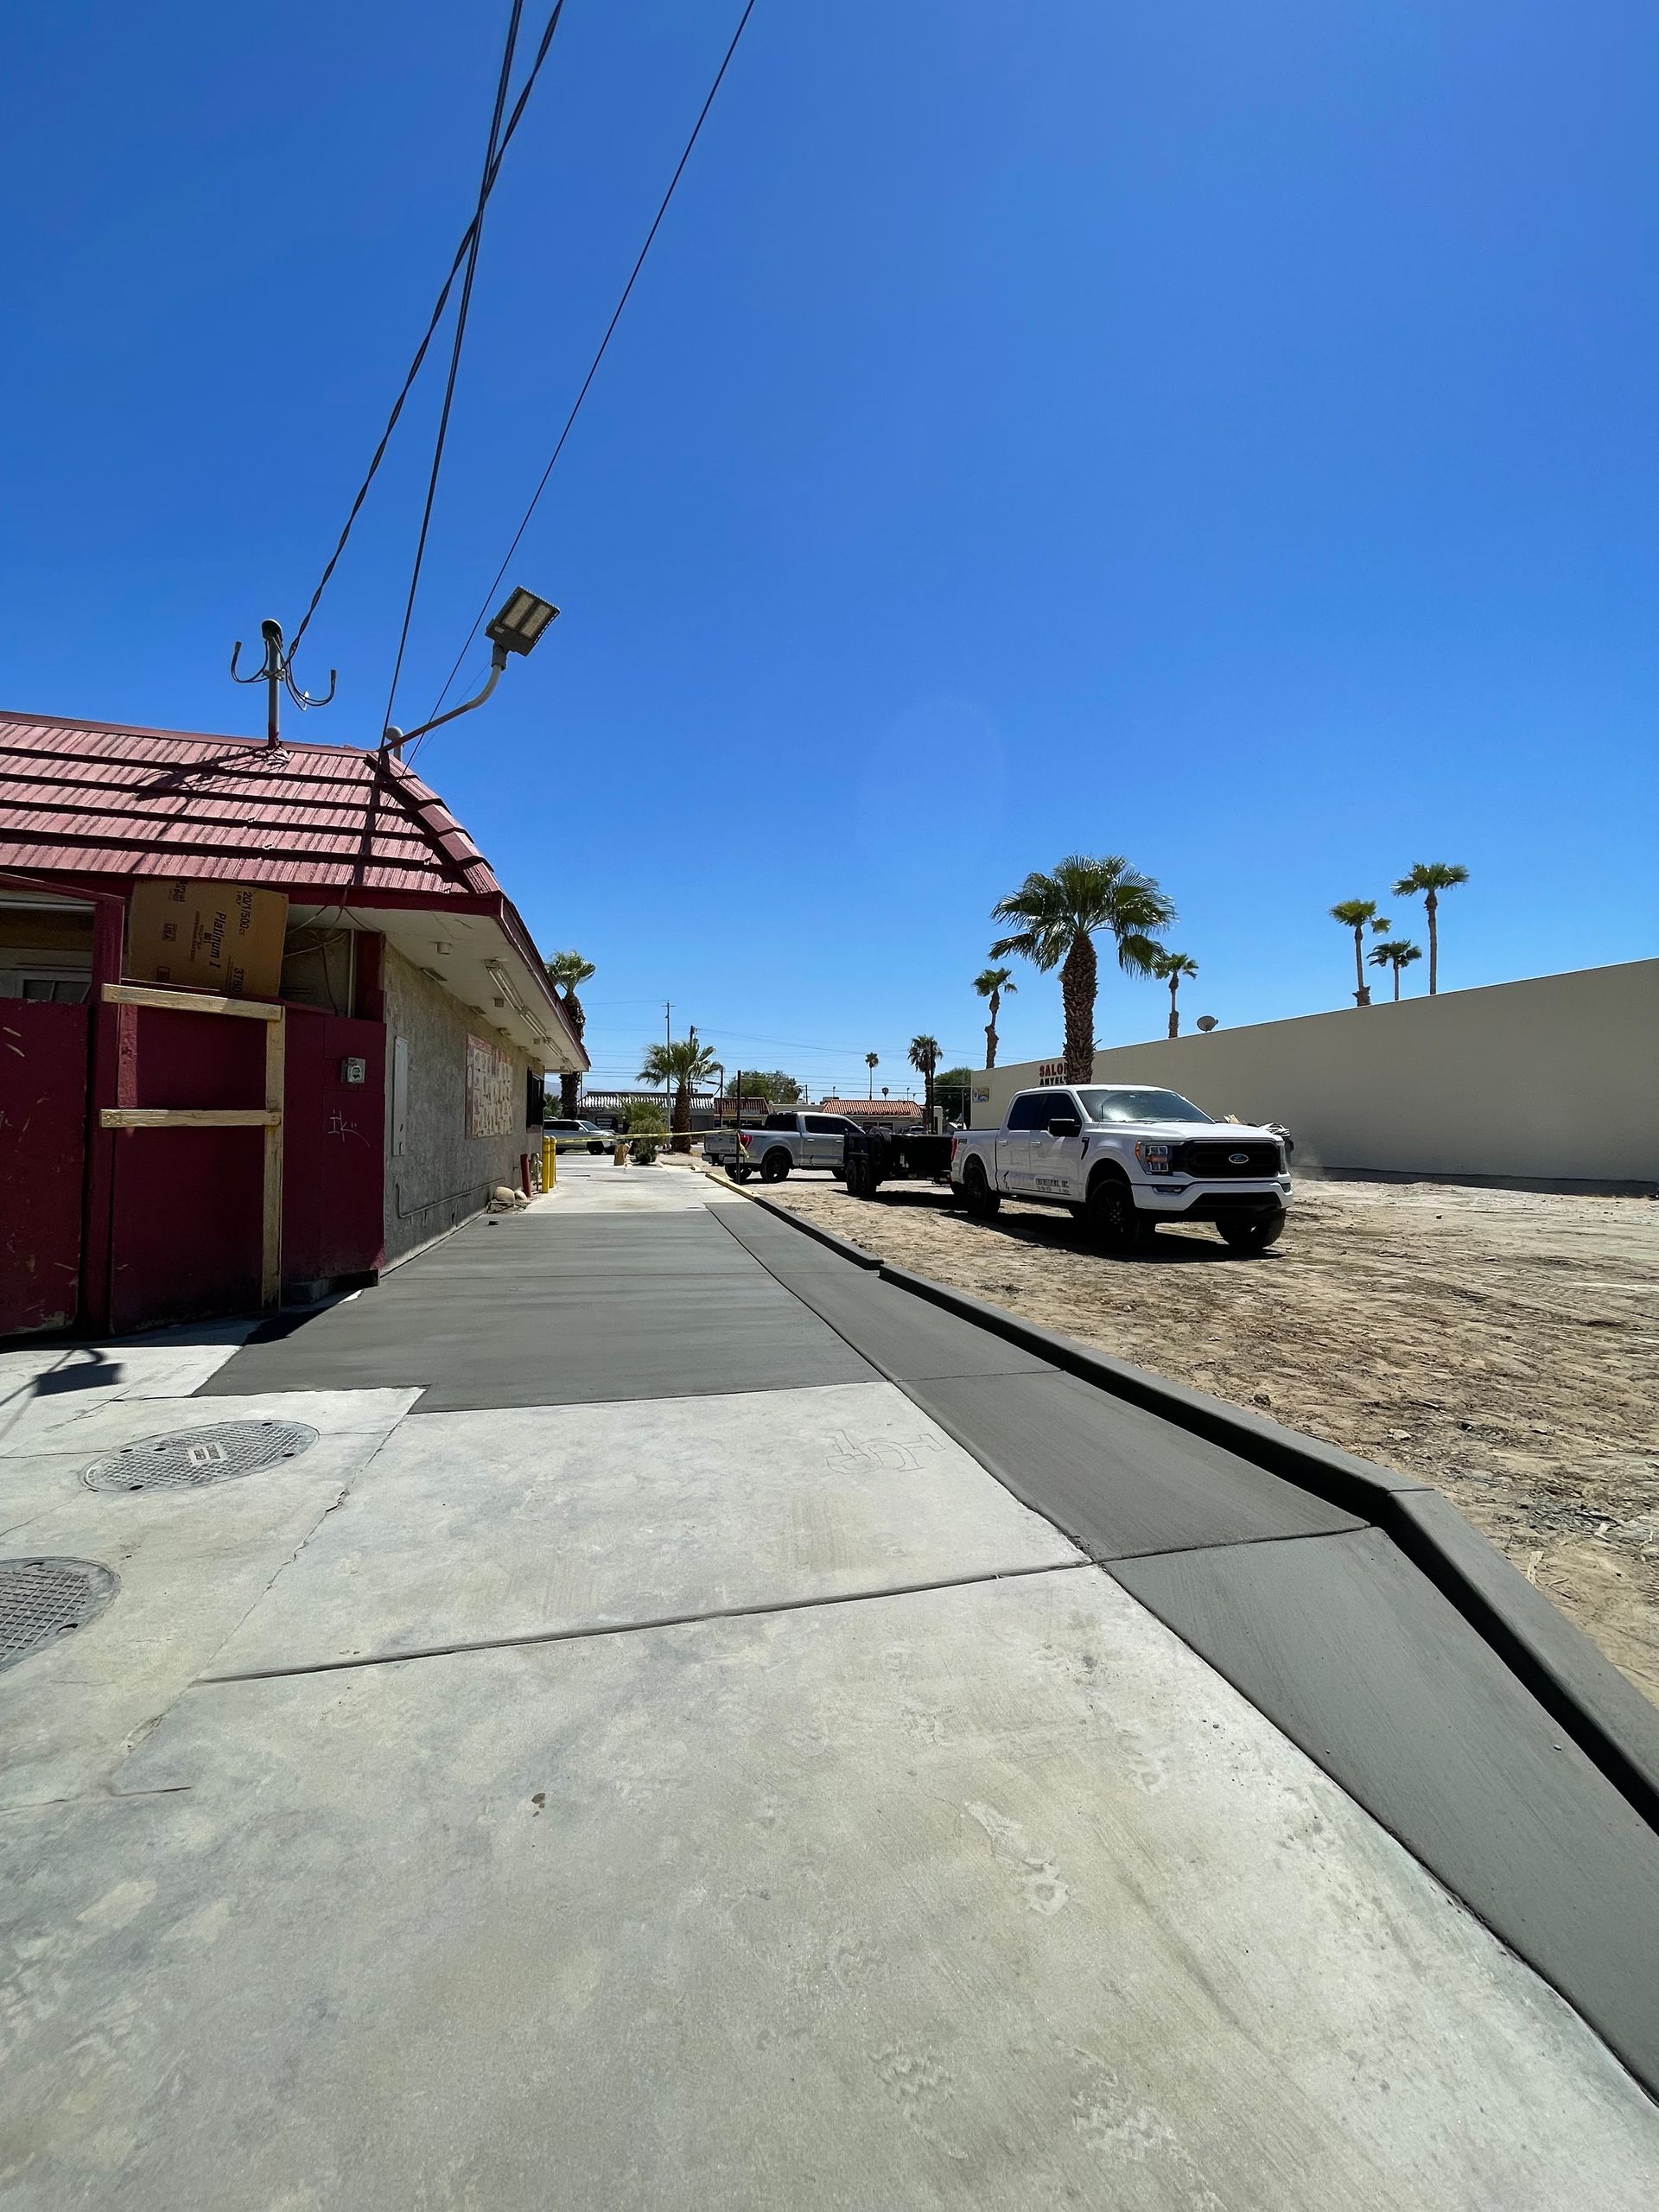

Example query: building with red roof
[815,1096,928,1122]
[0,710,585,1335]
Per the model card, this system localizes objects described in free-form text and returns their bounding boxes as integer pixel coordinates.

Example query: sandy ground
[727,1163,1659,1707]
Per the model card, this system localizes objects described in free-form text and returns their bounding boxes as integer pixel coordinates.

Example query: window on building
[391,1037,410,1158]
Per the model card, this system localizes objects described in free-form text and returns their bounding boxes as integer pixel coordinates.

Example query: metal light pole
[379,587,557,754]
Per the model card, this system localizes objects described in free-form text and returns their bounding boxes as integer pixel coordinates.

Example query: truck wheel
[1086,1174,1152,1252]
[728,1162,752,1184]
[961,1158,1001,1217]
[1219,1211,1285,1254]
[760,1150,791,1183]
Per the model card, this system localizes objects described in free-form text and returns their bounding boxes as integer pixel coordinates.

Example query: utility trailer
[841,1122,957,1198]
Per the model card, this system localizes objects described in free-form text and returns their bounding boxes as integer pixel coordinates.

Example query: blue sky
[4,2,1656,1096]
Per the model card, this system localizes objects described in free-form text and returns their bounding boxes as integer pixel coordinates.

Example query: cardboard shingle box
[126,878,288,999]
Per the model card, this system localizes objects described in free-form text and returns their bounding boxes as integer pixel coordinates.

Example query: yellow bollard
[542,1135,556,1191]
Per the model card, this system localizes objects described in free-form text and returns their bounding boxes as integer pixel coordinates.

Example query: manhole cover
[0,1558,119,1674]
[82,1419,320,1494]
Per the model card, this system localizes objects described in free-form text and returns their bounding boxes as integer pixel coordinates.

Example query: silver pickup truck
[704,1110,866,1184]
[951,1084,1292,1253]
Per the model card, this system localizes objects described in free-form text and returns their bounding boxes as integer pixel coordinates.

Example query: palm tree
[907,1034,940,1122]
[1154,951,1198,1039]
[865,1050,879,1098]
[638,1027,718,1153]
[1329,900,1387,1006]
[544,950,596,1116]
[1391,862,1469,995]
[990,855,1174,1084]
[1368,938,1422,1002]
[973,965,1017,1068]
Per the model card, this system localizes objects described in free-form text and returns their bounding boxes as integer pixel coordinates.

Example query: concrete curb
[742,1192,1659,1834]
[694,1164,884,1271]
[878,1262,1659,1833]
[748,1196,884,1272]
[881,1262,1422,1522]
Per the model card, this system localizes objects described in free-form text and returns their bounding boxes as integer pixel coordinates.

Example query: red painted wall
[108,1124,264,1334]
[106,1003,266,1332]
[126,1005,265,1109]
[0,1001,87,1336]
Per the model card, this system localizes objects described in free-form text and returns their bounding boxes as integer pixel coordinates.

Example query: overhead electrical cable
[411,0,757,757]
[379,0,529,742]
[287,0,567,660]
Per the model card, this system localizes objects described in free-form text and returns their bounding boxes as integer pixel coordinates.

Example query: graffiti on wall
[466,1033,514,1138]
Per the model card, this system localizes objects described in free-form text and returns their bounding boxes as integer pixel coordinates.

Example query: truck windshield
[1076,1088,1211,1125]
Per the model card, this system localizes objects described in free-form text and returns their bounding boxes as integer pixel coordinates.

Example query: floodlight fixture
[486,587,559,658]
[383,583,560,753]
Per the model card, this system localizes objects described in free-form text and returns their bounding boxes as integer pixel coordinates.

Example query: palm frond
[1392,862,1469,896]
[545,950,597,993]
[638,1037,718,1085]
[991,854,1175,971]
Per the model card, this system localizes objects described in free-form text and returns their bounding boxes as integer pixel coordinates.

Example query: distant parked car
[544,1116,610,1154]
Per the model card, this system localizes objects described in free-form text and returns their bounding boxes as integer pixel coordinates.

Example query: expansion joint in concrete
[194,1558,1094,1687]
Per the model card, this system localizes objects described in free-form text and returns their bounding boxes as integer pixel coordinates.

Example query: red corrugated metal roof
[817,1097,929,1118]
[0,711,502,899]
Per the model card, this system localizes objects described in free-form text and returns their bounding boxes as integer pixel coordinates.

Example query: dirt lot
[747,1167,1659,1707]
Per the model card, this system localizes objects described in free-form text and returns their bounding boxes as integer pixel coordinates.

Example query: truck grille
[1172,1140,1282,1178]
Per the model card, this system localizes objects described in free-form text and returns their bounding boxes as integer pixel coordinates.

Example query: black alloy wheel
[961,1158,1001,1217]
[1219,1211,1286,1254]
[1086,1175,1152,1252]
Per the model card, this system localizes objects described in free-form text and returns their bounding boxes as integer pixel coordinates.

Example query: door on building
[0,1000,88,1335]
[281,1009,385,1292]
[105,1000,270,1334]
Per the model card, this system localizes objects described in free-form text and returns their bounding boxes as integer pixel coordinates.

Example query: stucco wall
[976,960,1659,1190]
[381,944,539,1267]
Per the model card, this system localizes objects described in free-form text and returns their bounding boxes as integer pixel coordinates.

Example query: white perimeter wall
[974,960,1659,1188]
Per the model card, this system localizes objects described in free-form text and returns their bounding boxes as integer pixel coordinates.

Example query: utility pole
[663,1001,672,1116]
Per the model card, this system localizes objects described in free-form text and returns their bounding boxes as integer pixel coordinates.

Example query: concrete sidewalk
[2,1155,1656,2208]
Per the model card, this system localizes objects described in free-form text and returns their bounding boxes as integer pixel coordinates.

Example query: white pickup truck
[703,1109,868,1184]
[950,1084,1291,1253]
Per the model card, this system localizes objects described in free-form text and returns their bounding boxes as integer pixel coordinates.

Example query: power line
[415,0,757,747]
[381,0,529,744]
[287,0,568,660]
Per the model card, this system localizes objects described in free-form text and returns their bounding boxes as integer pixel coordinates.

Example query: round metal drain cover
[82,1419,320,1495]
[0,1558,119,1674]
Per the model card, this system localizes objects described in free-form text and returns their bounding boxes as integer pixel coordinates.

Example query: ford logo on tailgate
[1228,1151,1249,1165]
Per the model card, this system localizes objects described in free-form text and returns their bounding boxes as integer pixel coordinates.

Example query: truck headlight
[1135,1141,1170,1173]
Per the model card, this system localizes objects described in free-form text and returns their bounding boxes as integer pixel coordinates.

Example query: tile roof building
[1,709,585,1336]
[815,1096,928,1121]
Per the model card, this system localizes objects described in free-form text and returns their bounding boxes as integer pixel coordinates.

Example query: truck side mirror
[1047,1113,1081,1137]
